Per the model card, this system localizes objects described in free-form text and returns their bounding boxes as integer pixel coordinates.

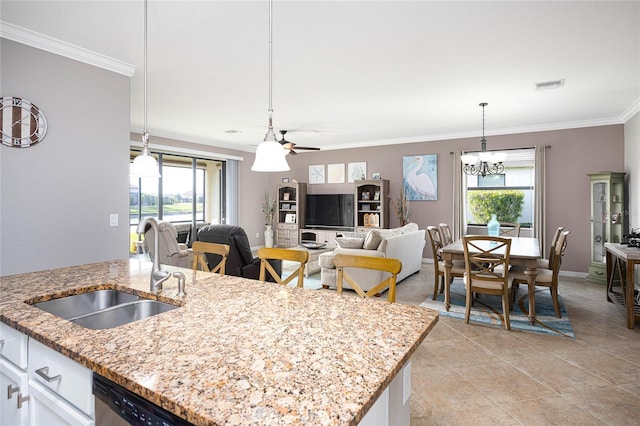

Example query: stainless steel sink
[30,290,179,329]
[33,290,139,319]
[70,300,179,330]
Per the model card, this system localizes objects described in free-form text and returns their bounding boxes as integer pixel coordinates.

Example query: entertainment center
[274,180,389,248]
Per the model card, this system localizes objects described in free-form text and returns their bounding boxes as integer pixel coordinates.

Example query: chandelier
[461,102,506,177]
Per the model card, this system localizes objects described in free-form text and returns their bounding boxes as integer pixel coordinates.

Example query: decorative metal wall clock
[0,96,48,148]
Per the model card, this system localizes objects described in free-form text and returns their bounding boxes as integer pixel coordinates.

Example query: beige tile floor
[387,264,640,425]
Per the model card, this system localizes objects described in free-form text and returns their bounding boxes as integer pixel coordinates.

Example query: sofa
[319,223,426,292]
[197,224,280,281]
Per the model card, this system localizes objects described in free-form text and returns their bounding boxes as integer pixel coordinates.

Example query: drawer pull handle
[7,384,19,399]
[17,393,29,409]
[35,366,61,382]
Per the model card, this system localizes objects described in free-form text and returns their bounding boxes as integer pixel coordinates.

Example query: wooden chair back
[462,235,512,330]
[257,248,309,288]
[333,254,402,303]
[499,222,521,237]
[438,223,453,246]
[550,230,570,276]
[548,226,565,266]
[191,241,230,274]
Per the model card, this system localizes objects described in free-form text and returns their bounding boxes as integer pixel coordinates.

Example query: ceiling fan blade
[289,149,297,156]
[292,146,320,151]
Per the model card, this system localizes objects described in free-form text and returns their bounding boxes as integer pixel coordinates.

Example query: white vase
[265,225,274,248]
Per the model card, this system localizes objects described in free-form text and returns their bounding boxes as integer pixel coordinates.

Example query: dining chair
[191,241,230,274]
[499,222,521,237]
[537,226,565,270]
[333,254,402,303]
[257,248,309,288]
[427,226,465,300]
[511,230,570,318]
[462,235,512,330]
[438,223,454,246]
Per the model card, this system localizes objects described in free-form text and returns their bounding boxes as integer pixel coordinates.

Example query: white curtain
[534,145,546,251]
[452,151,465,240]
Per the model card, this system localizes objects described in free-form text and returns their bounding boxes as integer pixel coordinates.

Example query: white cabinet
[300,229,340,246]
[28,380,93,426]
[1,323,30,425]
[1,358,30,425]
[1,323,94,426]
[28,339,94,426]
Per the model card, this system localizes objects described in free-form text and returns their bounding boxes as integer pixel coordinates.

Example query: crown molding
[620,97,640,123]
[130,139,244,162]
[0,21,136,77]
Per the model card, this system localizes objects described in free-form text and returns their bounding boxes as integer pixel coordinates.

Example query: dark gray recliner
[196,224,280,281]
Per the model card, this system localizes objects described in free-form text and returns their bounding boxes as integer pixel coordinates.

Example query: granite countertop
[0,259,438,425]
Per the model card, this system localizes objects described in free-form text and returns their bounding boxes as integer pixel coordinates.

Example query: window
[129,151,224,254]
[464,148,535,228]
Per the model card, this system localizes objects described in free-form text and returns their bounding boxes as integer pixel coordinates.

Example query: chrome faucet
[137,217,171,292]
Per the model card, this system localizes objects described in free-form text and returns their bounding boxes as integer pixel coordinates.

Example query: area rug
[419,280,575,338]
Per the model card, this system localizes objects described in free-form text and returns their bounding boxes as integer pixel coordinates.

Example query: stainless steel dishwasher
[93,374,192,425]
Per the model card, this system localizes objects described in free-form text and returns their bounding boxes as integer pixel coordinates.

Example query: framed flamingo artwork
[403,155,437,201]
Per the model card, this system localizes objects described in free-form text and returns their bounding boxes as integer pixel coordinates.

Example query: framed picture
[362,191,370,200]
[374,191,380,201]
[361,204,371,211]
[282,177,290,183]
[372,172,381,180]
[348,162,367,183]
[612,213,620,224]
[283,192,290,201]
[402,155,438,201]
[309,164,325,184]
[327,163,345,183]
[285,213,296,224]
[281,203,291,210]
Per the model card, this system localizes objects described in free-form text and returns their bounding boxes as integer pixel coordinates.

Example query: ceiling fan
[278,130,320,155]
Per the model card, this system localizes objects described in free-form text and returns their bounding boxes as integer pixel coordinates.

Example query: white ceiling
[2,1,639,153]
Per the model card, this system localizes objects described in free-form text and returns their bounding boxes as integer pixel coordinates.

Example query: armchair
[143,221,191,268]
[196,224,280,281]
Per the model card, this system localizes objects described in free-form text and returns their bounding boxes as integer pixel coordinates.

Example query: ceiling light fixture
[251,0,290,172]
[130,0,160,179]
[461,102,506,177]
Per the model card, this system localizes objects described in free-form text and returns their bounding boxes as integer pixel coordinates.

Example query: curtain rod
[450,145,551,154]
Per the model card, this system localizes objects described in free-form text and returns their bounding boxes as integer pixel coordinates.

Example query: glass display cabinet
[587,172,627,284]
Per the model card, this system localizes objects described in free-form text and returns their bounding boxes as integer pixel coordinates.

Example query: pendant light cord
[143,0,149,146]
[267,0,273,131]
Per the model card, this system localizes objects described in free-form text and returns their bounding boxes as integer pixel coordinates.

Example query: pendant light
[461,102,506,177]
[130,0,160,179]
[251,0,290,172]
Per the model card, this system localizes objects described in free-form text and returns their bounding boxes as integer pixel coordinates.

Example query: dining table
[440,236,542,324]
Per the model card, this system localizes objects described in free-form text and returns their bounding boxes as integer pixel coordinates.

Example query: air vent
[535,79,565,90]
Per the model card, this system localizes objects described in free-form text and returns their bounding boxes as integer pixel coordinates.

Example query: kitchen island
[0,259,438,425]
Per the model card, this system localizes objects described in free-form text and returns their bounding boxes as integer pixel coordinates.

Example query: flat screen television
[305,194,354,229]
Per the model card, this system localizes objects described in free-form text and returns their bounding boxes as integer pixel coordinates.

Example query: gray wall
[624,111,640,231]
[1,40,130,275]
[258,125,627,274]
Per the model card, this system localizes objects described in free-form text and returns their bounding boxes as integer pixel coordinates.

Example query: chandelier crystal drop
[461,102,505,177]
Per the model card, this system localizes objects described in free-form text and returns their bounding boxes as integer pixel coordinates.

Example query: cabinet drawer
[277,223,297,230]
[0,322,28,369]
[28,339,94,417]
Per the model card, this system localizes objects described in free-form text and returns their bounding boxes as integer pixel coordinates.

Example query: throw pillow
[335,237,365,249]
[363,230,383,250]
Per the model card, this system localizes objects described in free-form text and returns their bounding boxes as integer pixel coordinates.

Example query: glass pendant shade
[251,140,290,172]
[130,149,160,179]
